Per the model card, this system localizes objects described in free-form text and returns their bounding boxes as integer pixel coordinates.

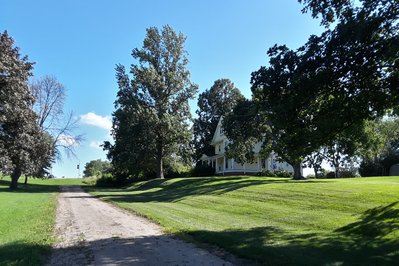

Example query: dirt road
[47,186,235,265]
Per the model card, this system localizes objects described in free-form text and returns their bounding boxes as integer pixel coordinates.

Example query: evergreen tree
[0,31,53,188]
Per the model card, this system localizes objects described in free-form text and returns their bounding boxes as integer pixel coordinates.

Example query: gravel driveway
[47,186,235,266]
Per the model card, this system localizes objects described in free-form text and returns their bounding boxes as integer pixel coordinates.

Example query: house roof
[210,117,226,145]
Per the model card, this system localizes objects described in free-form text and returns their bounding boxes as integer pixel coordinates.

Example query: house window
[262,159,266,169]
[225,158,228,169]
[218,145,221,152]
[220,127,224,135]
[225,141,228,150]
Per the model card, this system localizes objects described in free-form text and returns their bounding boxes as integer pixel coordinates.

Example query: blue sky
[1,0,323,177]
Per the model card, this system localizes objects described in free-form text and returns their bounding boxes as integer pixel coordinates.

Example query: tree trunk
[24,175,28,185]
[10,167,22,189]
[313,167,318,178]
[292,163,304,180]
[334,163,339,178]
[156,143,164,179]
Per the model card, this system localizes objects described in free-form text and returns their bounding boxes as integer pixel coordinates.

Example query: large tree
[30,75,83,160]
[105,25,197,179]
[193,78,243,159]
[225,0,398,179]
[0,31,52,189]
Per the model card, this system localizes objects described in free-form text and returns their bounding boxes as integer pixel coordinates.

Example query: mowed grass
[0,177,83,266]
[89,176,399,265]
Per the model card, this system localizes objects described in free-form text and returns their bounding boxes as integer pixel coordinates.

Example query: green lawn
[89,176,399,265]
[0,177,83,266]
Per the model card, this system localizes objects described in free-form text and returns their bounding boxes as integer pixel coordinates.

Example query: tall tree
[193,79,243,159]
[0,31,52,189]
[225,0,398,180]
[30,75,83,160]
[105,25,197,179]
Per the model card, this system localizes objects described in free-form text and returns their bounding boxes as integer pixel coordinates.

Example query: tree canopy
[105,25,197,180]
[193,78,243,159]
[225,0,398,179]
[83,159,112,177]
[0,31,53,188]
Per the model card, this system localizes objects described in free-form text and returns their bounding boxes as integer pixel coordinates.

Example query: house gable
[210,117,226,145]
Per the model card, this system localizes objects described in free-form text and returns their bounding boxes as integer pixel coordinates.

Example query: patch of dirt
[47,186,238,265]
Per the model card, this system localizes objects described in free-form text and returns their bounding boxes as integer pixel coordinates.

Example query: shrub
[94,172,132,187]
[258,169,293,178]
[325,171,336,178]
[164,162,192,178]
[359,160,384,177]
[191,162,215,177]
[257,169,275,177]
[82,176,97,186]
[339,166,359,178]
[274,170,293,178]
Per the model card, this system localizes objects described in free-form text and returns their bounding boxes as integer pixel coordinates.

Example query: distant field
[89,176,399,265]
[0,177,83,266]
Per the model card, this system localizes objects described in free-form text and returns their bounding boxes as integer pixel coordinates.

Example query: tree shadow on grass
[1,201,396,266]
[91,177,323,203]
[1,235,243,266]
[0,179,84,193]
[0,241,52,266]
[175,201,399,265]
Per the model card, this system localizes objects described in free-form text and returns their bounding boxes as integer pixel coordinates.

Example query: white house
[200,118,296,175]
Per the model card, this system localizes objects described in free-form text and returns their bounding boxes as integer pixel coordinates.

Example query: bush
[359,160,384,177]
[325,171,336,178]
[164,162,192,178]
[257,169,293,178]
[274,170,293,178]
[82,176,97,186]
[191,162,215,177]
[339,167,359,178]
[257,169,276,177]
[94,172,132,187]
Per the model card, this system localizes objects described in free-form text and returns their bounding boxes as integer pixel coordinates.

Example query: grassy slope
[89,176,399,265]
[0,178,83,266]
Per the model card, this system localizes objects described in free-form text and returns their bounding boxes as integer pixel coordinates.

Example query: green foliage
[193,79,244,159]
[226,0,398,180]
[0,177,84,265]
[359,152,399,177]
[90,176,399,265]
[164,160,192,178]
[82,176,98,186]
[191,162,215,177]
[94,173,119,187]
[356,117,399,176]
[0,31,54,189]
[257,169,293,178]
[223,99,269,165]
[257,169,276,177]
[105,25,197,181]
[83,159,112,177]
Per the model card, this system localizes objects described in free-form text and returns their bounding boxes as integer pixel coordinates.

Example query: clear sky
[1,0,323,177]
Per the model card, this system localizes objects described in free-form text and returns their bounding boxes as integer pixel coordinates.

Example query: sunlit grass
[0,177,83,266]
[89,176,399,265]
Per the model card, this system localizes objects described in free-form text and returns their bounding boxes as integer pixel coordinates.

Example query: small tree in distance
[83,159,112,177]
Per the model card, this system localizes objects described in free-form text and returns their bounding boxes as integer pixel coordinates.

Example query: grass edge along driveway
[0,178,83,266]
[89,176,399,266]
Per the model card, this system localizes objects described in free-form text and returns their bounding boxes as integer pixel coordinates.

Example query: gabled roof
[210,116,226,145]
